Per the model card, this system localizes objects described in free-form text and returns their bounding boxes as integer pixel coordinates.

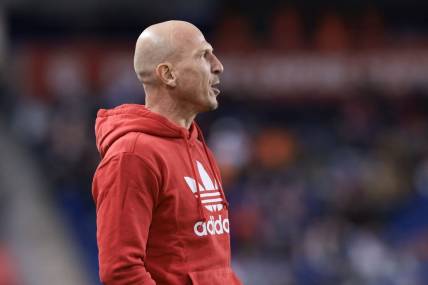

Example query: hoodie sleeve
[92,152,159,285]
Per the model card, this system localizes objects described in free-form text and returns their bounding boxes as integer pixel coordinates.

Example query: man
[92,20,242,284]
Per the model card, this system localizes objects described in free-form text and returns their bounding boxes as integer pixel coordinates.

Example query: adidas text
[194,215,230,237]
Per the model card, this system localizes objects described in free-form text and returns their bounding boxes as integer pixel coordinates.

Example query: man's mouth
[210,81,220,95]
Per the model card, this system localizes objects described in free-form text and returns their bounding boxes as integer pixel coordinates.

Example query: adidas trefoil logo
[184,161,224,212]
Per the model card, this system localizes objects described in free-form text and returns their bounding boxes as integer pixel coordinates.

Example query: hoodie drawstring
[195,124,230,210]
[184,133,207,222]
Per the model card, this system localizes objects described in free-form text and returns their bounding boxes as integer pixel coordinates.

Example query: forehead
[173,27,210,52]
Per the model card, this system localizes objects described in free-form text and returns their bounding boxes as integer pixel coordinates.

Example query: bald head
[133,20,204,85]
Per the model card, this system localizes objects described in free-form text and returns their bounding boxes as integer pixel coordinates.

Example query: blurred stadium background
[1,0,428,284]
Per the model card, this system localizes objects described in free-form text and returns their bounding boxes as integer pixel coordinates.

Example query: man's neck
[146,101,197,129]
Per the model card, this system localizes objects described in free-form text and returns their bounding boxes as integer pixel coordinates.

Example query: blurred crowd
[212,93,428,285]
[214,4,428,53]
[2,2,428,285]
[215,6,384,53]
[6,75,428,285]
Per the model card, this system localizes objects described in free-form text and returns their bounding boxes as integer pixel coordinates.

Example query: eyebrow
[197,42,213,54]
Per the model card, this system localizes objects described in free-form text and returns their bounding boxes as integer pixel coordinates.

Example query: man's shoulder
[107,131,171,158]
[99,132,174,177]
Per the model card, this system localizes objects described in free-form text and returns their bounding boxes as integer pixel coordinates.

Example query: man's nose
[211,54,224,75]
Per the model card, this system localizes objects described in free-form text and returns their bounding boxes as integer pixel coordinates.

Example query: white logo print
[184,161,224,212]
[194,215,230,237]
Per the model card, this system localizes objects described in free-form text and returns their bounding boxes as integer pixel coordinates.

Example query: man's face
[173,32,224,112]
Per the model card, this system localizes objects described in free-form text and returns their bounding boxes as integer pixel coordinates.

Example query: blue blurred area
[56,185,101,285]
[2,1,428,285]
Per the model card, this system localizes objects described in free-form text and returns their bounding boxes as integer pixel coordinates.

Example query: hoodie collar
[95,104,198,158]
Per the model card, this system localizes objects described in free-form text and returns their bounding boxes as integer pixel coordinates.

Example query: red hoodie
[92,104,242,285]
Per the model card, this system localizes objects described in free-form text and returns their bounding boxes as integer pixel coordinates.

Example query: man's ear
[155,63,177,87]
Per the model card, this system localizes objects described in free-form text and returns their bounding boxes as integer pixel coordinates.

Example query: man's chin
[200,100,218,113]
[208,99,219,111]
[208,104,218,111]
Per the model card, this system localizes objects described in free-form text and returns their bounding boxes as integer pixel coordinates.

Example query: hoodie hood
[95,104,198,158]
